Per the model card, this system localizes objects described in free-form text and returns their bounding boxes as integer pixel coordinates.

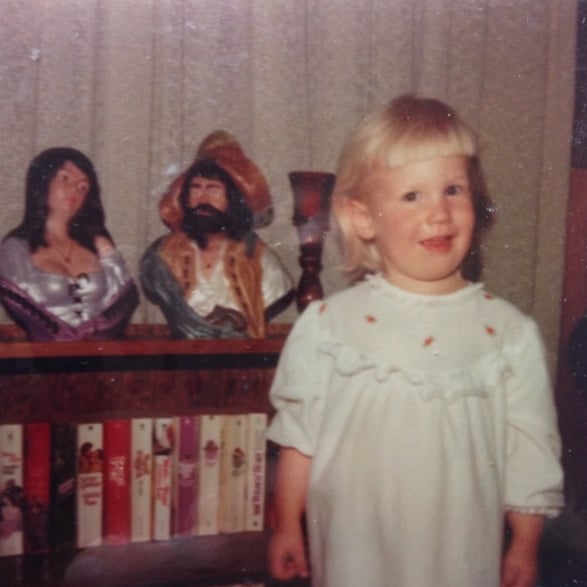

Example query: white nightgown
[266,275,564,587]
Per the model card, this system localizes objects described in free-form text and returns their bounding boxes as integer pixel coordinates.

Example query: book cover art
[104,419,131,545]
[172,415,199,538]
[0,424,24,557]
[24,423,50,553]
[131,418,152,543]
[50,422,77,552]
[244,413,268,532]
[76,422,104,548]
[219,414,247,534]
[196,414,223,536]
[152,418,174,541]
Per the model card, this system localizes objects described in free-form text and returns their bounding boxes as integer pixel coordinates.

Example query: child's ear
[347,199,375,240]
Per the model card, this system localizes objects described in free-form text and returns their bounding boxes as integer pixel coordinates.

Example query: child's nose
[427,197,451,222]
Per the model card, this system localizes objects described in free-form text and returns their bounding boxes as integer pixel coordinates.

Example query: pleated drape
[0,0,577,367]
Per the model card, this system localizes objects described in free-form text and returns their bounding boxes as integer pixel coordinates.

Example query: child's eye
[446,184,463,196]
[402,191,419,202]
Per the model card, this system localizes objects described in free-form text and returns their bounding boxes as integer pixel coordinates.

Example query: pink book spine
[244,413,268,532]
[130,418,152,543]
[76,422,104,548]
[24,422,50,553]
[0,424,24,557]
[196,414,223,536]
[152,418,173,541]
[172,415,199,538]
[104,419,131,545]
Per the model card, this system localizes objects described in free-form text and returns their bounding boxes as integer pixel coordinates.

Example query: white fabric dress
[266,275,564,587]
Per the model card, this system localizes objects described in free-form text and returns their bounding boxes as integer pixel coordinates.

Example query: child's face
[352,155,474,294]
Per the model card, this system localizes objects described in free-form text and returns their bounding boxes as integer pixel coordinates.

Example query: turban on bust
[159,130,274,231]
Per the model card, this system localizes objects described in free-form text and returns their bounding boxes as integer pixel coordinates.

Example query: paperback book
[131,418,152,543]
[76,422,104,548]
[152,418,173,541]
[104,419,131,544]
[172,415,199,538]
[219,414,247,534]
[0,424,24,557]
[196,414,223,536]
[24,422,50,553]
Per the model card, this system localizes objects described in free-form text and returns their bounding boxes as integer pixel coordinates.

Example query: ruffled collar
[318,338,512,403]
[365,273,485,307]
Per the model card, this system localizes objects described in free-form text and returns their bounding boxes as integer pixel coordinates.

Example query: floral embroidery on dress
[319,302,327,313]
[365,315,377,323]
[423,336,435,347]
[484,293,494,300]
[485,325,496,336]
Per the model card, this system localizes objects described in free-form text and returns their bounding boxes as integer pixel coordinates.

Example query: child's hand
[268,527,310,581]
[501,512,543,587]
[500,548,538,587]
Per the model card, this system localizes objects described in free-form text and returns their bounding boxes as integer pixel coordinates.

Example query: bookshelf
[0,324,299,587]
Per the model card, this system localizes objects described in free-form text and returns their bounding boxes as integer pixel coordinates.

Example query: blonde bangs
[381,128,476,169]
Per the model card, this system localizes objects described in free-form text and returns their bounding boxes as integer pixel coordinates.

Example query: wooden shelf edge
[0,532,272,587]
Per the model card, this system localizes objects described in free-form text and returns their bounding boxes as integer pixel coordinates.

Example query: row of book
[0,412,268,558]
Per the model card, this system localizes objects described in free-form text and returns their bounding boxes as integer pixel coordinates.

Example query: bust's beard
[181,204,230,249]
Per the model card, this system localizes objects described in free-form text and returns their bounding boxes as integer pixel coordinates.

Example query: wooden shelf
[0,324,293,587]
[1,532,269,587]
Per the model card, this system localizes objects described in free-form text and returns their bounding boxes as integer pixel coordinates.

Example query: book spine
[104,419,131,545]
[172,415,198,538]
[76,422,104,548]
[219,414,247,534]
[130,418,153,543]
[196,414,223,536]
[24,422,50,554]
[244,413,268,532]
[50,422,77,552]
[152,418,173,541]
[0,424,24,557]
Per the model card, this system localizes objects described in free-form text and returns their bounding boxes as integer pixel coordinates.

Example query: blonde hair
[333,94,494,281]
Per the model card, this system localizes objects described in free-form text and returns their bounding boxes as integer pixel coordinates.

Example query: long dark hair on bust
[6,147,111,253]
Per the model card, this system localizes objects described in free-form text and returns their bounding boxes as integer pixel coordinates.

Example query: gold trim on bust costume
[157,231,267,338]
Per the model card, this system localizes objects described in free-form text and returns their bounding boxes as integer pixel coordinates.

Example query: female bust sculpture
[0,147,139,341]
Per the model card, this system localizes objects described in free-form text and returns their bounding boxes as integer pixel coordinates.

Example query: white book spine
[152,418,173,541]
[0,424,24,557]
[196,414,223,536]
[130,418,153,543]
[244,413,268,532]
[219,414,247,534]
[76,423,104,548]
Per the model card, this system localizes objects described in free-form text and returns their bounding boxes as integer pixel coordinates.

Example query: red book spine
[172,415,199,538]
[104,419,131,545]
[24,423,50,553]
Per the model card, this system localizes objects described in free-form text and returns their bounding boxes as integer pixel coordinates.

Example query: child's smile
[352,155,475,294]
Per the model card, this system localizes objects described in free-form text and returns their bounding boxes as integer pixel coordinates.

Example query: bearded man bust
[140,131,294,339]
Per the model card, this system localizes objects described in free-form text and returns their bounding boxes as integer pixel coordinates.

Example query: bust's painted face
[47,160,90,220]
[187,177,228,213]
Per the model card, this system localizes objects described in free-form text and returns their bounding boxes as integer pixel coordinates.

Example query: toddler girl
[266,95,564,587]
